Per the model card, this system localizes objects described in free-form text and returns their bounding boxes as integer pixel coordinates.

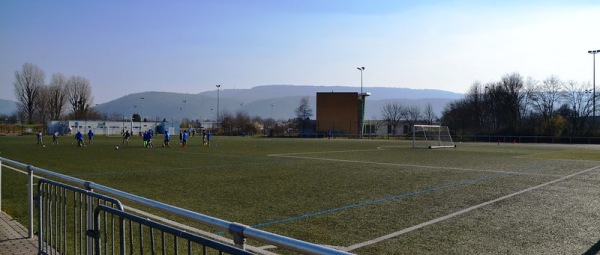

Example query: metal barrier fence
[0,157,353,255]
[37,178,124,255]
[93,205,252,255]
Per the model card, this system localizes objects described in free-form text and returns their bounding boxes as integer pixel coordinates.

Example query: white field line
[2,164,45,179]
[268,153,564,177]
[343,164,600,251]
[268,149,382,157]
[123,205,279,255]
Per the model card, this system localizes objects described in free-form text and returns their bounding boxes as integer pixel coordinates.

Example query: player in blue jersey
[75,131,84,147]
[87,130,94,145]
[181,130,188,148]
[163,131,171,147]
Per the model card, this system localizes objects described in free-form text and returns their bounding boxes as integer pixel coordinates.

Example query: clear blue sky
[1,0,599,104]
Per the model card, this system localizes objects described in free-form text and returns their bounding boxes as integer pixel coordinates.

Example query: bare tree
[47,73,68,120]
[13,63,45,124]
[220,111,234,134]
[295,97,312,120]
[34,85,51,126]
[380,102,404,135]
[66,76,93,119]
[529,75,564,121]
[403,105,422,130]
[294,97,313,131]
[498,72,525,133]
[521,77,538,119]
[563,80,593,135]
[235,111,252,134]
[465,82,486,133]
[423,103,436,125]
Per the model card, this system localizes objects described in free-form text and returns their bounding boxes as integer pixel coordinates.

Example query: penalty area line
[267,149,381,157]
[268,154,563,177]
[343,164,600,252]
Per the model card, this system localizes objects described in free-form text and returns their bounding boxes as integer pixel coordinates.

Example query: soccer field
[2,135,600,254]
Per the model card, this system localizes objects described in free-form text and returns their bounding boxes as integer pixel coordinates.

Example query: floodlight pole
[357,67,364,94]
[589,50,599,119]
[140,97,144,135]
[357,67,365,139]
[216,85,221,130]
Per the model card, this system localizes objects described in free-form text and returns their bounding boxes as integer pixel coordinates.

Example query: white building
[364,120,431,137]
[47,120,179,136]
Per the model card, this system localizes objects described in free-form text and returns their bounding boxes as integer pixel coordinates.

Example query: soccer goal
[412,125,456,149]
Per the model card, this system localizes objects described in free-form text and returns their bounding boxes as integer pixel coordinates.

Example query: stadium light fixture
[589,50,599,117]
[356,66,366,138]
[357,67,365,94]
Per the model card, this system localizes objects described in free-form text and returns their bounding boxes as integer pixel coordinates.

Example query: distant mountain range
[0,99,17,115]
[95,85,463,121]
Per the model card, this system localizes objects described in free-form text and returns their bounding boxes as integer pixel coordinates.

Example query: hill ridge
[87,85,464,121]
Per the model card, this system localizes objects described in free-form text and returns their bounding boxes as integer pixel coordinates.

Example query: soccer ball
[43,145,45,148]
[115,146,119,150]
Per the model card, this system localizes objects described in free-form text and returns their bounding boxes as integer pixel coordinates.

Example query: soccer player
[75,131,84,147]
[146,130,154,148]
[52,131,59,145]
[122,130,130,145]
[37,131,44,146]
[206,131,212,146]
[181,130,188,148]
[143,131,149,147]
[164,131,171,147]
[87,130,94,145]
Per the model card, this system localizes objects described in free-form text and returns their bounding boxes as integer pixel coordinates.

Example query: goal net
[105,127,126,137]
[412,125,456,149]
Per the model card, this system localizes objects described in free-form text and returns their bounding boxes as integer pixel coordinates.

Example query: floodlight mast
[589,50,599,118]
[139,97,144,135]
[216,84,221,130]
[357,66,366,138]
[357,67,365,94]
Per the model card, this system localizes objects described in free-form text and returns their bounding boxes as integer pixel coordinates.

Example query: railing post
[228,222,247,250]
[85,182,94,255]
[27,165,34,238]
[93,207,102,255]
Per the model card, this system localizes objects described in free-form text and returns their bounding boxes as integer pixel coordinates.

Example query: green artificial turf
[2,135,600,254]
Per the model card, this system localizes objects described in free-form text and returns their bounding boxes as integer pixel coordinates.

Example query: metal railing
[37,178,124,255]
[0,157,353,255]
[93,205,253,255]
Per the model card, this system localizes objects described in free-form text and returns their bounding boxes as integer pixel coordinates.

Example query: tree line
[441,73,595,137]
[7,62,313,136]
[208,96,313,136]
[15,62,591,138]
[11,62,98,125]
[378,102,437,135]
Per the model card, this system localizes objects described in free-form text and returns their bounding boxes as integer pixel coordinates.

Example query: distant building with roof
[47,120,180,136]
[316,92,370,137]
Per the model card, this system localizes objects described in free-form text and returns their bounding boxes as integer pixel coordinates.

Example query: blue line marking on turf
[215,173,510,234]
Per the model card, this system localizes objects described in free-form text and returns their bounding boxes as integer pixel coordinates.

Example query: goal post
[412,125,456,149]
